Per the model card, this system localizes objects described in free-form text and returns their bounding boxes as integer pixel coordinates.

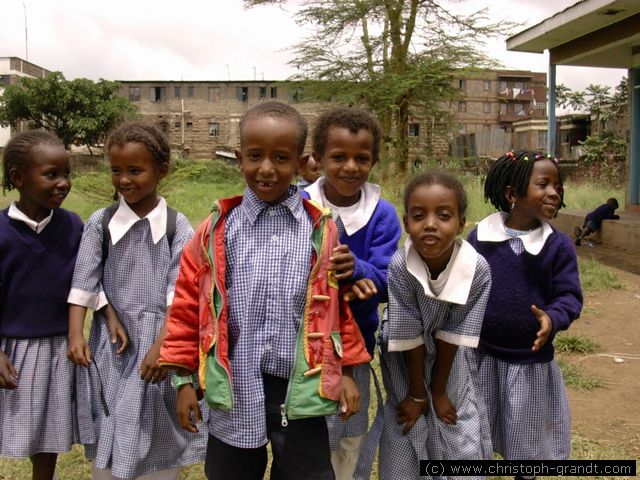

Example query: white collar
[108,196,167,245]
[305,177,380,236]
[476,212,553,255]
[8,202,53,233]
[404,237,478,305]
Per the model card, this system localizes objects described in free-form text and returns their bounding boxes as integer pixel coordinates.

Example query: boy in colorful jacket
[159,101,371,480]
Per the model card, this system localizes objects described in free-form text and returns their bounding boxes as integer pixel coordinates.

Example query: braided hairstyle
[484,150,564,213]
[240,101,308,156]
[2,130,65,193]
[403,170,468,217]
[313,107,382,164]
[106,121,171,168]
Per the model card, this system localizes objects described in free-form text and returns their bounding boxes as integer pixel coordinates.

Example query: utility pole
[22,1,29,60]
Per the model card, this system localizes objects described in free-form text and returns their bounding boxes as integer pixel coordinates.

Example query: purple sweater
[301,192,401,354]
[467,226,583,363]
[0,208,83,338]
[586,203,619,229]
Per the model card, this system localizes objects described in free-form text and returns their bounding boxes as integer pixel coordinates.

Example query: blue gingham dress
[378,244,493,480]
[72,206,207,479]
[475,232,571,460]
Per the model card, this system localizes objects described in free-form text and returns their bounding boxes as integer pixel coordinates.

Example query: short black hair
[106,121,171,167]
[313,107,382,163]
[239,101,308,156]
[484,150,564,212]
[606,197,619,209]
[403,170,468,217]
[2,130,64,193]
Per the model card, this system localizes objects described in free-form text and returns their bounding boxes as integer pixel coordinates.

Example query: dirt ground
[563,261,640,459]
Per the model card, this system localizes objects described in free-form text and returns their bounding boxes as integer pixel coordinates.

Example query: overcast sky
[0,0,627,92]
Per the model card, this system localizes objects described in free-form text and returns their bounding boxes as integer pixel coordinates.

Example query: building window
[408,123,420,137]
[518,132,527,148]
[514,103,524,114]
[187,86,194,97]
[174,86,181,98]
[483,80,491,91]
[128,86,140,102]
[150,86,166,103]
[208,87,220,102]
[458,101,467,113]
[499,103,507,114]
[514,81,524,90]
[270,86,278,98]
[483,102,491,113]
[459,79,466,90]
[174,121,181,129]
[259,86,267,98]
[499,80,508,92]
[209,121,220,137]
[186,121,193,129]
[236,86,249,102]
[538,130,547,149]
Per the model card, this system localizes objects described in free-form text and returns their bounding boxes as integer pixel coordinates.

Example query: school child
[377,172,492,480]
[297,153,321,190]
[300,107,401,479]
[159,101,372,480]
[467,151,583,469]
[67,121,206,479]
[0,130,83,480]
[574,197,620,245]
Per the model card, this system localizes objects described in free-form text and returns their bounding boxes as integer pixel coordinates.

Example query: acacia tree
[0,72,138,153]
[245,0,510,171]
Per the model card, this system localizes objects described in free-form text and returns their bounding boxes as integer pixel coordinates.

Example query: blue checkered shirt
[207,186,313,448]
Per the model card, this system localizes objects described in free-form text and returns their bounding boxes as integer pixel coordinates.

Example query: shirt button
[265,343,272,352]
[268,209,276,216]
[271,234,279,242]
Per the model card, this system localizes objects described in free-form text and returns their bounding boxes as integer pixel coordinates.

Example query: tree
[245,0,511,172]
[0,72,138,152]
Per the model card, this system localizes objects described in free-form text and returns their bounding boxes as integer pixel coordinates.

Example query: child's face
[317,126,374,207]
[237,116,302,204]
[11,143,70,220]
[300,156,321,184]
[403,183,465,276]
[511,159,562,228]
[109,142,168,217]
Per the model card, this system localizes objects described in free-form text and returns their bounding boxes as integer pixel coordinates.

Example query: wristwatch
[171,373,195,390]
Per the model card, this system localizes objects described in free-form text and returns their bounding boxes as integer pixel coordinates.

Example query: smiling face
[404,183,465,278]
[300,155,322,184]
[12,143,71,222]
[316,126,374,207]
[236,115,303,204]
[507,159,562,231]
[109,141,167,217]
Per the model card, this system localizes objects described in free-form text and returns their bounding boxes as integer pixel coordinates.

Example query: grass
[579,257,625,293]
[555,334,601,354]
[557,357,604,392]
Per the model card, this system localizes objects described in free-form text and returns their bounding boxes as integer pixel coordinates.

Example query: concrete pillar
[547,63,557,157]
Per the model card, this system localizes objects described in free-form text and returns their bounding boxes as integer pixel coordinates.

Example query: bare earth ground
[562,261,640,461]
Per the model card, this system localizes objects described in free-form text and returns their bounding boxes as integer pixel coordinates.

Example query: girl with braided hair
[67,121,206,479]
[467,151,583,478]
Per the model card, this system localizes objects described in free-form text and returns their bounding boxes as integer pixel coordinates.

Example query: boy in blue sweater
[574,197,620,245]
[301,107,401,479]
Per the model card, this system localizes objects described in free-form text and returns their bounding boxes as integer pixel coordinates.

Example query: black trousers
[204,375,335,480]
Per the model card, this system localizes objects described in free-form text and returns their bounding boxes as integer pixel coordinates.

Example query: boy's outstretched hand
[339,367,360,421]
[330,245,355,280]
[531,304,552,352]
[176,384,202,433]
[0,351,18,389]
[343,278,377,302]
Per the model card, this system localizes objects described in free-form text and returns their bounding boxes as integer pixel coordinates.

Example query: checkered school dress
[377,248,493,480]
[72,208,207,479]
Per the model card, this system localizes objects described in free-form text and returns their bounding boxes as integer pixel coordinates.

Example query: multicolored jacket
[159,195,370,420]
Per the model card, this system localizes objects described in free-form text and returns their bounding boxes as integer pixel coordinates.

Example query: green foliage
[578,257,624,293]
[0,72,138,150]
[557,358,604,392]
[554,334,600,354]
[578,131,626,185]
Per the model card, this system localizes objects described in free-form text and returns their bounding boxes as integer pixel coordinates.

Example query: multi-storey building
[116,69,548,161]
[0,57,52,145]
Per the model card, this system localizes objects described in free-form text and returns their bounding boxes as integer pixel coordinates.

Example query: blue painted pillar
[630,67,640,205]
[548,63,557,157]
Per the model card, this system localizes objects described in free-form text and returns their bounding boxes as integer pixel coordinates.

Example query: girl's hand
[397,394,428,435]
[68,334,91,367]
[0,351,18,389]
[176,384,202,433]
[343,278,377,302]
[330,245,355,280]
[104,305,129,354]
[140,342,167,383]
[339,368,360,421]
[431,391,457,425]
[531,304,552,351]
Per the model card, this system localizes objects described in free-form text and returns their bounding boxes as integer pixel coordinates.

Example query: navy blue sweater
[586,203,619,229]
[468,227,583,363]
[0,208,83,338]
